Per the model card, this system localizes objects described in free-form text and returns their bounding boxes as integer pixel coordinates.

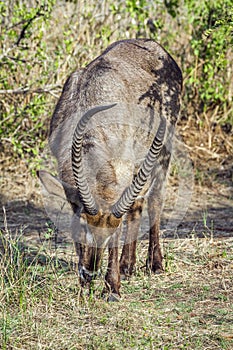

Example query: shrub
[0,0,232,169]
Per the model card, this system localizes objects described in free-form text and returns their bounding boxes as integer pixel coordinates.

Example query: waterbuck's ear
[37,170,81,206]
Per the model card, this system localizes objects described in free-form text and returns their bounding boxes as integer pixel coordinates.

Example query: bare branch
[0,85,61,97]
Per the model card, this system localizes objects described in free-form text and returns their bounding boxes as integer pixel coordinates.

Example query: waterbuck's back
[49,39,182,198]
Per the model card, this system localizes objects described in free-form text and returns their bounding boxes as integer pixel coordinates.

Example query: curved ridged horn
[112,115,166,218]
[72,103,117,215]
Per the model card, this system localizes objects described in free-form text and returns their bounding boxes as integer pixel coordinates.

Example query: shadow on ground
[1,184,232,252]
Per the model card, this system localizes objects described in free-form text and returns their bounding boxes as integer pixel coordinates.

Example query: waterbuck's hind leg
[146,216,164,273]
[146,162,170,273]
[146,143,173,273]
[120,198,144,278]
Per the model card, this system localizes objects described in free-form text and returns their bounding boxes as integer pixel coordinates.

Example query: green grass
[1,229,233,350]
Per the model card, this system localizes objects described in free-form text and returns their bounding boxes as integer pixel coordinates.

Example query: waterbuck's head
[39,103,166,284]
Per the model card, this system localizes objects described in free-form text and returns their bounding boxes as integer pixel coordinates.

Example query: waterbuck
[39,39,182,301]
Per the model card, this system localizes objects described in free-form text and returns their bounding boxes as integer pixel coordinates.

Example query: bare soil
[1,155,232,248]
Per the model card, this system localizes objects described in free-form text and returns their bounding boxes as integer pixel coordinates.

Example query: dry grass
[1,222,232,350]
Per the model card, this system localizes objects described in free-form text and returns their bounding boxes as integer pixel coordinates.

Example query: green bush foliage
[0,0,232,166]
[184,0,233,123]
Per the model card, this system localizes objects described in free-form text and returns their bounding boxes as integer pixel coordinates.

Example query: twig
[0,6,48,61]
[0,85,61,97]
[185,144,221,159]
[2,206,8,233]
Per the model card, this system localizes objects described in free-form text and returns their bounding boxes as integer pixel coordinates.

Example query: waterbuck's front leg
[120,198,144,277]
[103,230,121,301]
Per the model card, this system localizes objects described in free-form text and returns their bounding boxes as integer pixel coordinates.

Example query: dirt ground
[1,155,232,249]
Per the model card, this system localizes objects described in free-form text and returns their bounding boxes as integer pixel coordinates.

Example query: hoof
[146,259,164,274]
[107,293,121,302]
[102,291,121,302]
[146,266,164,274]
[120,274,127,281]
[120,266,135,279]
